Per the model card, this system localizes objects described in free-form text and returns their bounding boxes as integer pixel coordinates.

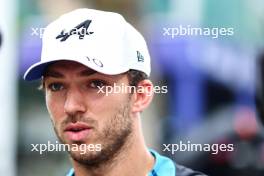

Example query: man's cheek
[49,113,64,137]
[47,101,64,121]
[54,121,66,142]
[46,97,58,117]
[46,95,51,112]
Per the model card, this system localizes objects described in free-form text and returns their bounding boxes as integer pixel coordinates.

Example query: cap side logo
[56,19,94,42]
[137,51,144,62]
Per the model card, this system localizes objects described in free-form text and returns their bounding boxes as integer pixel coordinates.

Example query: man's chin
[61,135,90,145]
[69,149,105,167]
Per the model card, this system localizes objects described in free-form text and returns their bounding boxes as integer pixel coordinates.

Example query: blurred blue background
[1,0,264,175]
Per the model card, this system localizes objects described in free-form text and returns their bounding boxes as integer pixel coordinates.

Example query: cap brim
[23,58,130,81]
[23,60,57,81]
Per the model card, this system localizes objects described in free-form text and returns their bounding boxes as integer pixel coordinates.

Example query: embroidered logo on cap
[86,56,104,68]
[137,51,144,62]
[56,19,94,42]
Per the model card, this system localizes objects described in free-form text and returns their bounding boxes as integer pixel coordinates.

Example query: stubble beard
[53,102,133,169]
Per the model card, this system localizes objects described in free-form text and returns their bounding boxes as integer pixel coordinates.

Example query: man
[24,9,206,176]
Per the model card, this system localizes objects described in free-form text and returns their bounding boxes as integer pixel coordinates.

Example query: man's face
[44,61,133,167]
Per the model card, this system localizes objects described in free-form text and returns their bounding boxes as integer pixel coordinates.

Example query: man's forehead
[47,60,93,70]
[44,61,97,77]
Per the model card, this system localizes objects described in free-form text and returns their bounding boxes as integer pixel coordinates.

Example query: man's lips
[64,123,93,141]
[65,123,92,131]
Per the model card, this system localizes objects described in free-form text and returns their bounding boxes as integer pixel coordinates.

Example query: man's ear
[131,79,154,113]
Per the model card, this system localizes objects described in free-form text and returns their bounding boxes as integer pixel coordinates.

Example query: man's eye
[48,83,64,91]
[89,80,107,89]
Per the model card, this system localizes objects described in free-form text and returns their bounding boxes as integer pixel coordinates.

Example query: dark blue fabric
[66,149,207,176]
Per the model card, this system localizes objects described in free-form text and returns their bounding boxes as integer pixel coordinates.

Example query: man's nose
[64,89,86,116]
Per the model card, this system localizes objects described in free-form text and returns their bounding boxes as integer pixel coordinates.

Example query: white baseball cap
[24,8,151,81]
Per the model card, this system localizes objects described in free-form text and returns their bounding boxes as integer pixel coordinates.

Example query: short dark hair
[127,69,148,87]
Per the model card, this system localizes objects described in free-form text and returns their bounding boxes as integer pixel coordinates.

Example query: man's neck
[71,128,155,176]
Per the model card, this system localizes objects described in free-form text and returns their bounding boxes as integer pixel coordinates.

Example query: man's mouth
[64,123,92,141]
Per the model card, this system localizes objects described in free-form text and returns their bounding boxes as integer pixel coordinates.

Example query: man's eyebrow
[78,69,97,77]
[43,69,97,78]
[44,70,64,78]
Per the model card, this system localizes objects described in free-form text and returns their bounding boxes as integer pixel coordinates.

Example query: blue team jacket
[66,149,207,176]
